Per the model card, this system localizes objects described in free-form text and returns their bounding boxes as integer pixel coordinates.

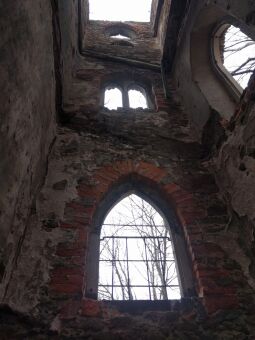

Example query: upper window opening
[89,0,152,22]
[128,88,148,109]
[221,25,255,89]
[104,87,123,110]
[98,194,181,300]
[106,25,137,40]
[110,34,131,40]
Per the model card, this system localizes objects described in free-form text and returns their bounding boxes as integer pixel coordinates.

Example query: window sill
[101,107,155,114]
[100,298,196,314]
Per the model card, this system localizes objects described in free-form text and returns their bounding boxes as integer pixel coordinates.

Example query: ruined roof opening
[89,0,152,22]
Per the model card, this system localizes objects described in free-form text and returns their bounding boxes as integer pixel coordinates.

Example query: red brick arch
[50,160,238,315]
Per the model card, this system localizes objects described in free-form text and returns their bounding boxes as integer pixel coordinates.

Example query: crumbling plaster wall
[0,0,56,297]
[215,72,255,286]
[3,6,254,330]
[170,0,255,297]
[1,0,255,338]
[172,0,255,137]
[3,79,255,338]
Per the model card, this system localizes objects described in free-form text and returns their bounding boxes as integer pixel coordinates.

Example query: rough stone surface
[215,72,255,289]
[0,0,56,296]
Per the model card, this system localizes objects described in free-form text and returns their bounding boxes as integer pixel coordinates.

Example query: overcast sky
[224,26,255,88]
[89,0,152,22]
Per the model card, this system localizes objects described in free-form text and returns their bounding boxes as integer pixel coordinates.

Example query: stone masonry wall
[0,0,56,299]
[1,1,255,339]
[83,21,161,65]
[2,63,255,337]
[215,72,255,290]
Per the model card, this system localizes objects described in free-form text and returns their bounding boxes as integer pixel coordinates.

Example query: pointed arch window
[98,194,181,300]
[85,182,194,301]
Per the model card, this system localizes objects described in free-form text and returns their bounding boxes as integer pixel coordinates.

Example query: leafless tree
[98,195,179,300]
[222,25,255,86]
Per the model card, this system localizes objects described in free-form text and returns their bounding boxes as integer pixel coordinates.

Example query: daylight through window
[89,0,152,22]
[110,34,131,40]
[129,89,148,109]
[103,83,150,110]
[98,194,181,300]
[223,25,255,88]
[104,87,123,110]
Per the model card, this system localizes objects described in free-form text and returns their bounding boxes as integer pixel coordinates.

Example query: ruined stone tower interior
[1,0,255,338]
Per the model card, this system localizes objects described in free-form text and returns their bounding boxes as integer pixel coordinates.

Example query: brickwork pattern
[50,160,240,316]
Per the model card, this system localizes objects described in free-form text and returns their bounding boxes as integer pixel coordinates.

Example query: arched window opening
[222,25,255,88]
[110,34,131,40]
[128,88,148,109]
[98,194,181,300]
[103,82,152,111]
[105,25,137,40]
[214,24,255,90]
[104,87,123,110]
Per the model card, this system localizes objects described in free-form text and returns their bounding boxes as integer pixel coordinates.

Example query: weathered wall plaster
[0,0,56,295]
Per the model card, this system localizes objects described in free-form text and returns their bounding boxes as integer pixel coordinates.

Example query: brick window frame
[51,160,240,316]
[85,176,195,300]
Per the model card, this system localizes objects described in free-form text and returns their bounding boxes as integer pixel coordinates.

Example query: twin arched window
[104,84,149,110]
